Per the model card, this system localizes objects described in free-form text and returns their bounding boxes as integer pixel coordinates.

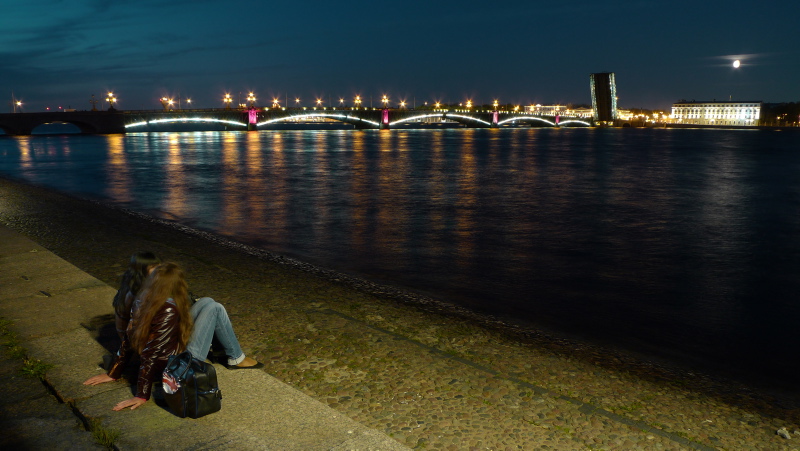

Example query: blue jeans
[186,297,245,366]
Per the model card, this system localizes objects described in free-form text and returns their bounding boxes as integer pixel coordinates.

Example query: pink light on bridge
[555,114,560,125]
[248,108,258,124]
[492,111,499,124]
[382,109,389,125]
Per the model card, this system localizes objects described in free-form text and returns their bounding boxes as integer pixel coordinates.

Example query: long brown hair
[129,262,193,354]
[127,251,162,298]
[112,252,161,314]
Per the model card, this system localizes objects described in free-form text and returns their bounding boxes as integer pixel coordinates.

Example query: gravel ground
[1,175,799,450]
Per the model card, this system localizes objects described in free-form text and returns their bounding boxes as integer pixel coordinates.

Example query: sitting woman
[112,252,162,344]
[84,262,262,411]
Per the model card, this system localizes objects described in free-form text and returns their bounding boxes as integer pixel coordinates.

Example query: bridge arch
[30,122,83,134]
[388,113,447,126]
[125,117,247,130]
[258,113,381,128]
[441,113,492,127]
[557,120,592,127]
[0,123,15,135]
[0,118,105,135]
[46,119,102,133]
[0,112,128,135]
[497,116,556,127]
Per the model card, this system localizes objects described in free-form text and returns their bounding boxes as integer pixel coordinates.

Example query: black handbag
[162,351,222,418]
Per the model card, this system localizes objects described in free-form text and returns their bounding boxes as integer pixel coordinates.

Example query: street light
[272,98,281,108]
[399,100,406,109]
[247,92,256,108]
[354,95,362,109]
[466,100,472,109]
[381,95,389,108]
[14,100,22,113]
[160,97,174,111]
[106,92,117,110]
[493,99,499,111]
[223,93,232,109]
[295,97,301,107]
[316,98,323,109]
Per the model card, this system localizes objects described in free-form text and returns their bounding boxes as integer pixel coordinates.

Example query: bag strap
[167,351,195,379]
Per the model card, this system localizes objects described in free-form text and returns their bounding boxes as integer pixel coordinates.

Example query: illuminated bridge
[0,108,593,135]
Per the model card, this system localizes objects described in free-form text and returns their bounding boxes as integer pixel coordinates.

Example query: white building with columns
[671,100,762,126]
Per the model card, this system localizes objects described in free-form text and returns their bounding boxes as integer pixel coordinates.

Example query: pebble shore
[1,175,798,450]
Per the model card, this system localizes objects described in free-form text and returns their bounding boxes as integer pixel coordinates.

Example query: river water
[1,127,799,388]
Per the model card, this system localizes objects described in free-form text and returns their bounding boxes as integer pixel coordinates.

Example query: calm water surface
[1,127,799,387]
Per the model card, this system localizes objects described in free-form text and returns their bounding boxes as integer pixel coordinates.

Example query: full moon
[733,60,741,68]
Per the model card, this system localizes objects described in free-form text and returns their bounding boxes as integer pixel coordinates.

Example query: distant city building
[524,105,594,118]
[525,104,565,116]
[671,101,762,126]
[569,107,595,119]
[615,109,634,121]
[590,72,617,124]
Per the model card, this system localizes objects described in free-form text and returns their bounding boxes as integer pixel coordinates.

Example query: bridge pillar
[247,108,258,131]
[380,109,390,129]
[491,111,499,128]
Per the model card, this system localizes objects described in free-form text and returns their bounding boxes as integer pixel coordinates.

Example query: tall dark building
[590,72,617,124]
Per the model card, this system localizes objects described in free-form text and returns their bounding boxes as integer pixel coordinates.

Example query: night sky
[3,0,798,112]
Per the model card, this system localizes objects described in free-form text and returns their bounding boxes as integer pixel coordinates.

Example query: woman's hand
[83,373,116,386]
[112,397,147,411]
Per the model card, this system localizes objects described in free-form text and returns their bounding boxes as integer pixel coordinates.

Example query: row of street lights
[218,93,507,110]
[221,93,368,109]
[13,92,125,112]
[89,93,117,111]
[11,92,517,113]
[160,96,192,111]
[12,89,512,113]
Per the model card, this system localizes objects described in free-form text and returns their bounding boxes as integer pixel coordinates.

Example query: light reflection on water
[1,128,800,387]
[105,135,130,203]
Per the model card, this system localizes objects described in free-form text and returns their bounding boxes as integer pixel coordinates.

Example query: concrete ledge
[0,287,113,340]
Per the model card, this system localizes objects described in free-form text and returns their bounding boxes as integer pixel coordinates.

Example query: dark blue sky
[3,0,798,112]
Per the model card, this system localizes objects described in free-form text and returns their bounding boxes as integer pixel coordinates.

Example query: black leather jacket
[107,298,182,400]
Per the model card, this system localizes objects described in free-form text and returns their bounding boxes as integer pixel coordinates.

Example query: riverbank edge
[0,172,793,405]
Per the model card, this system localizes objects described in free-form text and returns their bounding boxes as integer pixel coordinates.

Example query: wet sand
[1,175,798,450]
